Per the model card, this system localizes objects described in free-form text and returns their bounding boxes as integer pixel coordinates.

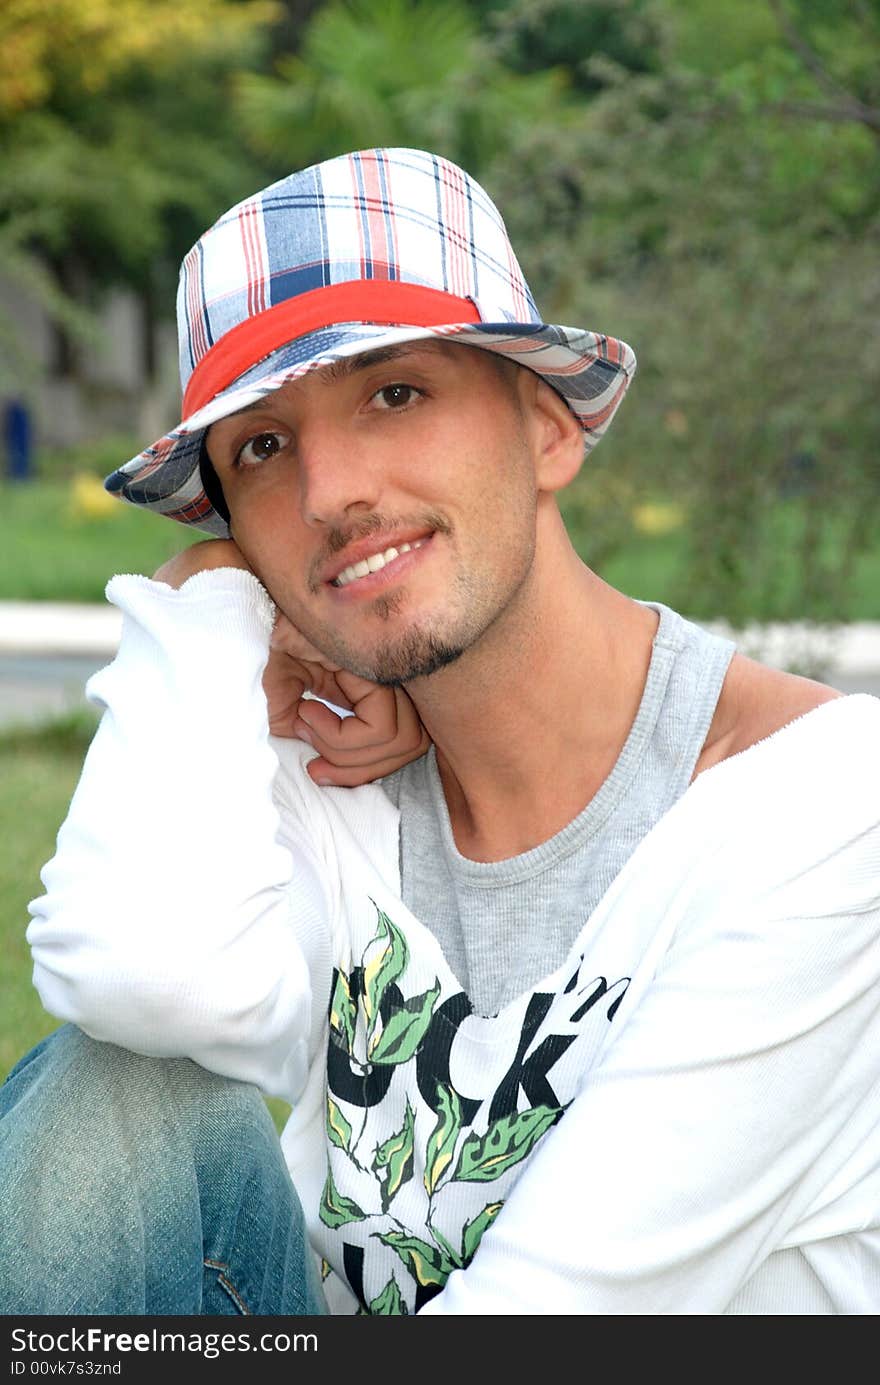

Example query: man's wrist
[105,568,277,652]
[152,537,253,590]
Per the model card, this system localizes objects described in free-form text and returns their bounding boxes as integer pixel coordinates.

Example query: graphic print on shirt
[316,901,631,1314]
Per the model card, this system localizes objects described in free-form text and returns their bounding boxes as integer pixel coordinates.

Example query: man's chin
[344,632,467,687]
[375,642,466,688]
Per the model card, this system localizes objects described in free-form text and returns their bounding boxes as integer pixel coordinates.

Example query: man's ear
[520,374,585,493]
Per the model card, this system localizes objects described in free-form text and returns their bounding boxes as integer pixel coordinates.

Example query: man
[3,148,879,1315]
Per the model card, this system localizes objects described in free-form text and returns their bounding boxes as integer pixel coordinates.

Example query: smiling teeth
[333,540,425,588]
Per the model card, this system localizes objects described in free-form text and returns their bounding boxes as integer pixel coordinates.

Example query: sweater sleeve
[421,704,880,1315]
[27,568,334,1103]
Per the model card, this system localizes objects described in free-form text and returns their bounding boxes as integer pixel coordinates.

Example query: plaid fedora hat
[105,147,637,536]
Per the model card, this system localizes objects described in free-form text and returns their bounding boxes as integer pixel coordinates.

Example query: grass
[0,712,93,1079]
[0,478,199,602]
[0,709,291,1132]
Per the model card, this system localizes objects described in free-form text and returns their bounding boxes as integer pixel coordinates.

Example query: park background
[1,0,878,1092]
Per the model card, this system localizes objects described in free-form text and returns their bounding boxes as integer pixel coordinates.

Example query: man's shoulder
[695,653,847,780]
[650,690,880,927]
[687,684,880,858]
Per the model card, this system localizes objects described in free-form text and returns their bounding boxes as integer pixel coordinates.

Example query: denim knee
[0,1025,326,1315]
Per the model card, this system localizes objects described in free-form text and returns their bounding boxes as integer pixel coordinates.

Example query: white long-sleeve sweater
[27,571,880,1315]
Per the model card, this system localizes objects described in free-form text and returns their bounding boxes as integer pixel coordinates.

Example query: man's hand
[152,543,430,786]
[267,612,430,786]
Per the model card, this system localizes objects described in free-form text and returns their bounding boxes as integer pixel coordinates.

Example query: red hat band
[182,280,482,419]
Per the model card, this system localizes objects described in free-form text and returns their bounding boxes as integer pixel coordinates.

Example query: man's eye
[371,383,421,410]
[235,431,290,467]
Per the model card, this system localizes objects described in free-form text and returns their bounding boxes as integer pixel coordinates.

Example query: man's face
[205,340,541,685]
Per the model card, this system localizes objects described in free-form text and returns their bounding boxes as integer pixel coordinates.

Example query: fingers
[262,647,308,739]
[303,669,354,712]
[271,612,342,670]
[265,615,354,733]
[295,683,430,786]
[263,632,431,785]
[297,684,426,759]
[263,651,355,739]
[303,729,431,787]
[335,673,424,752]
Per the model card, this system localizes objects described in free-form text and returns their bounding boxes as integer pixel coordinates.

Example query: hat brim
[104,319,636,536]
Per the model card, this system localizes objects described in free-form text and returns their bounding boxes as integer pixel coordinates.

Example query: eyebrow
[321,343,435,383]
[229,343,438,415]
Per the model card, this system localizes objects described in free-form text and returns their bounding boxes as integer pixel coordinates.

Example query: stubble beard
[281,454,538,685]
[363,627,469,687]
[303,529,537,686]
[303,581,475,686]
[352,633,467,686]
[290,509,481,685]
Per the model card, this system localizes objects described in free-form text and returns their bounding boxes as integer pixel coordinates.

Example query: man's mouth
[330,537,430,588]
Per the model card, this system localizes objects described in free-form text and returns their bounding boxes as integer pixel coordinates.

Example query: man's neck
[405,516,659,863]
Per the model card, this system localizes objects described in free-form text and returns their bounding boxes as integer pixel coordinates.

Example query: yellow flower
[69,473,120,520]
[631,502,684,536]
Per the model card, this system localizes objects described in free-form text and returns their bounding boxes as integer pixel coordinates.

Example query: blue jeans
[0,1025,328,1315]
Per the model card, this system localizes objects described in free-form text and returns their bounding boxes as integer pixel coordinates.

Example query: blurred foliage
[0,0,280,392]
[0,0,278,115]
[479,0,879,622]
[477,0,663,90]
[1,0,878,621]
[237,0,572,171]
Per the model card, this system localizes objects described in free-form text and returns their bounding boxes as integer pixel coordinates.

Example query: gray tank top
[381,603,735,1015]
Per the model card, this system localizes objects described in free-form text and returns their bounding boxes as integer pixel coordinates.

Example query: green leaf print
[362,905,409,1034]
[372,1100,416,1213]
[368,1276,409,1315]
[319,1166,366,1230]
[424,1084,462,1196]
[461,1202,504,1264]
[426,1219,462,1269]
[452,1106,562,1183]
[376,1231,456,1290]
[328,969,357,1054]
[368,980,441,1066]
[326,1095,353,1154]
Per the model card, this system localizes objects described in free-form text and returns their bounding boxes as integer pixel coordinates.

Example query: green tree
[0,0,280,392]
[477,0,662,92]
[483,0,879,624]
[4,0,875,626]
[236,0,572,173]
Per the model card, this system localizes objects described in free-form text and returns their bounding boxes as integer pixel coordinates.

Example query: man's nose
[296,419,384,527]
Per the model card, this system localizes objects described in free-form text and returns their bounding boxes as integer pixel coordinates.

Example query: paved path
[1,601,879,728]
[0,603,121,727]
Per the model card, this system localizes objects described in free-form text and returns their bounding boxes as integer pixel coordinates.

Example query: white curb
[0,603,122,656]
